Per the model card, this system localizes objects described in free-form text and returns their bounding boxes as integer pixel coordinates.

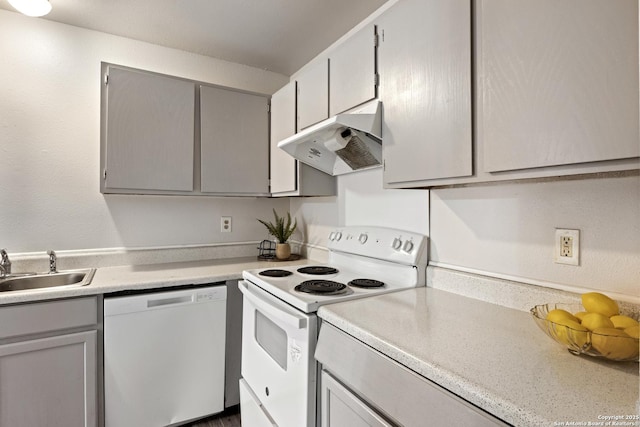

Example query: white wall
[430,174,640,301]
[0,10,290,253]
[290,168,429,248]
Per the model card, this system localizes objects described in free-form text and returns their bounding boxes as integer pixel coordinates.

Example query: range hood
[278,100,382,176]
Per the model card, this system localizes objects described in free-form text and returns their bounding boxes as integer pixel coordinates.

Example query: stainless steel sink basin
[0,269,96,292]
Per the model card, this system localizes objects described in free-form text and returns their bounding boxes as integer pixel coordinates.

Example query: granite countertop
[317,287,640,427]
[0,256,311,305]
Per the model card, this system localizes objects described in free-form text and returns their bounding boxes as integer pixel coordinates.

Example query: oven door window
[255,309,288,370]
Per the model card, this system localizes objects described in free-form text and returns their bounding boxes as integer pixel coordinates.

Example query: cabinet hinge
[374,33,379,48]
[374,73,380,86]
[103,169,107,180]
[104,73,109,85]
[383,160,385,171]
[267,103,271,113]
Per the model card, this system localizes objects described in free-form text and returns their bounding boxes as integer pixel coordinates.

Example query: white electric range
[238,226,428,427]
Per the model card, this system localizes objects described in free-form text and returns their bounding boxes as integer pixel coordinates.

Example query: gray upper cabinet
[479,0,640,173]
[200,85,269,195]
[329,23,378,116]
[270,82,336,197]
[297,58,329,130]
[270,81,298,195]
[101,63,271,196]
[102,66,195,192]
[379,0,472,188]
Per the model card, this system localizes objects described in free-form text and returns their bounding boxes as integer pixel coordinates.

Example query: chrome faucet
[0,249,11,276]
[47,250,57,274]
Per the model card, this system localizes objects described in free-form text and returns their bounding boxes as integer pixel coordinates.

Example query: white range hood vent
[277,100,382,176]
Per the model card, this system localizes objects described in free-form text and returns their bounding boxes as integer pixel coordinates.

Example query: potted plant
[258,209,298,260]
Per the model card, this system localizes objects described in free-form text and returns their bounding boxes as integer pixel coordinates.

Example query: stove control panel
[327,226,427,265]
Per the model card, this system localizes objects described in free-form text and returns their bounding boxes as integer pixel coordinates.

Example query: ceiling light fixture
[7,0,52,17]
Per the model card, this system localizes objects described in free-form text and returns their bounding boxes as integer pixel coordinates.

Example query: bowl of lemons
[531,292,639,362]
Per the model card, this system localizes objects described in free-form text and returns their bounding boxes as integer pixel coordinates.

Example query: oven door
[239,280,318,427]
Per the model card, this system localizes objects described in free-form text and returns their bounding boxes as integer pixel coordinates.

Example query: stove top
[243,261,417,313]
[243,226,428,313]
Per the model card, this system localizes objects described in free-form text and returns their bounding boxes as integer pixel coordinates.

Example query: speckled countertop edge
[0,256,312,305]
[318,286,639,427]
[319,309,546,425]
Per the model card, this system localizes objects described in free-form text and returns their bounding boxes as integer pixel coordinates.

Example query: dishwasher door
[104,284,227,427]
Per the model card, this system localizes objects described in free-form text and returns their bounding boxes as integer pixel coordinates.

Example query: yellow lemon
[573,311,588,321]
[610,315,639,329]
[581,312,615,331]
[552,318,589,348]
[591,328,639,360]
[581,292,619,317]
[624,325,640,339]
[546,309,580,324]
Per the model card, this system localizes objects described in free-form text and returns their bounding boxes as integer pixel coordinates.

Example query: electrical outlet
[554,228,579,266]
[221,216,232,233]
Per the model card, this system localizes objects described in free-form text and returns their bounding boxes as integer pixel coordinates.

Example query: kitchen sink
[0,269,96,292]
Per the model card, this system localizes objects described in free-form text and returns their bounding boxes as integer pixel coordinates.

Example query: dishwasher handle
[238,281,307,330]
[147,295,192,308]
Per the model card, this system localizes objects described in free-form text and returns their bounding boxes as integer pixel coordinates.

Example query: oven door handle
[238,280,308,329]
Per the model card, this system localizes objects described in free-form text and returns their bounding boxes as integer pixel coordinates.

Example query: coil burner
[297,266,339,275]
[258,269,293,278]
[294,280,347,295]
[348,278,385,288]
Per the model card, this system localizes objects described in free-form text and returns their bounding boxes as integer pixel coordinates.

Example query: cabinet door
[200,85,269,194]
[330,23,377,116]
[297,59,329,130]
[480,0,639,172]
[103,66,195,192]
[379,0,472,187]
[0,331,97,427]
[270,81,298,194]
[321,371,394,427]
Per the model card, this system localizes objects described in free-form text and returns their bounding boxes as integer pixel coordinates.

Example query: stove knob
[403,240,414,253]
[358,233,368,244]
[392,237,402,250]
[328,232,336,241]
[335,231,343,241]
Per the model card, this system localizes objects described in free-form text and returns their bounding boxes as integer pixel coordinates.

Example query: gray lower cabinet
[320,370,393,427]
[0,297,99,427]
[316,323,508,427]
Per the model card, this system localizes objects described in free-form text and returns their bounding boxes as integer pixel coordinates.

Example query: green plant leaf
[257,209,297,243]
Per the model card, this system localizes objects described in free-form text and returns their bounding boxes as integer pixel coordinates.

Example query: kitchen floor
[185,406,241,427]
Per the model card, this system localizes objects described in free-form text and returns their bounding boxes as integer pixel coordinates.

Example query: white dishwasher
[104,284,227,427]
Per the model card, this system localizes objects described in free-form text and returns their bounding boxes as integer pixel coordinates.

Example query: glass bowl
[530,303,639,362]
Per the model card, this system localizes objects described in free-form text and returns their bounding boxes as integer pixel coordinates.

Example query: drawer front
[321,370,394,427]
[0,297,98,340]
